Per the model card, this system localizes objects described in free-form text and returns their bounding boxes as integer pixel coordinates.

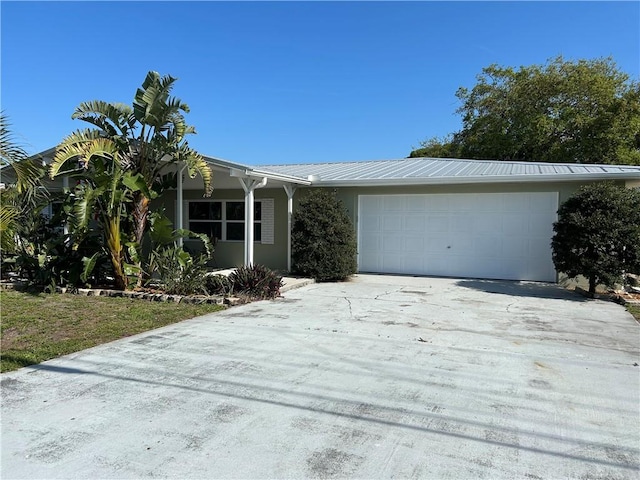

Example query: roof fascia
[310,172,640,187]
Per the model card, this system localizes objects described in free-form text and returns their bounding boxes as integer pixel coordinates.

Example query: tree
[50,133,140,290]
[408,135,459,158]
[51,71,213,287]
[0,113,47,253]
[410,57,640,165]
[291,189,357,282]
[551,182,640,295]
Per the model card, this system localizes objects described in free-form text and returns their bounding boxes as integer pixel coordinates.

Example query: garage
[357,192,558,282]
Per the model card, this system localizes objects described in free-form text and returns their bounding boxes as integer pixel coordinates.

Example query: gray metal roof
[257,157,640,186]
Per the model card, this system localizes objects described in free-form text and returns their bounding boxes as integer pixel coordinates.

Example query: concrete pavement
[1,274,639,479]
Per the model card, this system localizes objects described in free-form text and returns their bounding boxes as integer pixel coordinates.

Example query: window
[188,200,262,242]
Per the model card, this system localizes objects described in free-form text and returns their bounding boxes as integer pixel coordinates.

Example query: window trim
[187,199,263,243]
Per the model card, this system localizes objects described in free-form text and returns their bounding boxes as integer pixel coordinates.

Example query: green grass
[627,304,640,322]
[0,290,224,373]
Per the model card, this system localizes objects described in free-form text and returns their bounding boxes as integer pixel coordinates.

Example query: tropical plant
[147,245,211,296]
[50,71,213,287]
[50,135,144,290]
[552,182,640,295]
[228,264,283,299]
[204,274,233,296]
[291,189,357,281]
[0,113,48,253]
[144,210,214,295]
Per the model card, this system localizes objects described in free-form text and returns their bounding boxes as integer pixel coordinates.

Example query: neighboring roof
[257,157,640,186]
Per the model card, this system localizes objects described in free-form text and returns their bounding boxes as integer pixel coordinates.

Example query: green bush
[204,274,234,296]
[292,189,357,281]
[147,246,210,296]
[228,264,283,299]
[552,182,640,294]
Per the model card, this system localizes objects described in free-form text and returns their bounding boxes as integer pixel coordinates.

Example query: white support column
[283,184,296,272]
[238,177,267,266]
[176,165,186,247]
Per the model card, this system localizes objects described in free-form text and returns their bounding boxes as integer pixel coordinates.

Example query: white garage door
[358,193,558,282]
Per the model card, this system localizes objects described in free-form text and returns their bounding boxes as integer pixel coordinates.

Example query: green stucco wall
[155,188,290,271]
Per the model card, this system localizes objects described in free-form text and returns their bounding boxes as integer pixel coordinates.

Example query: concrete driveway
[2,274,639,479]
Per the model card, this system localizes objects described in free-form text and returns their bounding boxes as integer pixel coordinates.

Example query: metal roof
[256,157,640,186]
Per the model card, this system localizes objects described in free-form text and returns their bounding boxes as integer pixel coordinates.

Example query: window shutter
[261,198,274,244]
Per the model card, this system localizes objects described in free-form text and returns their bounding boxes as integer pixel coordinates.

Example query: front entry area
[357,192,558,282]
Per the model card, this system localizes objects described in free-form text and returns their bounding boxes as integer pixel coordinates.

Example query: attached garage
[357,192,558,282]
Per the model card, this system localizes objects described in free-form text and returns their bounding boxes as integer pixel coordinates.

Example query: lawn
[628,304,640,322]
[0,290,224,373]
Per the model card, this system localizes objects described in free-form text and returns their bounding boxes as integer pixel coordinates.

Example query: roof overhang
[204,156,311,186]
[309,172,640,187]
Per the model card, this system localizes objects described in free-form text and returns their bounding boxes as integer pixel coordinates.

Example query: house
[26,152,640,283]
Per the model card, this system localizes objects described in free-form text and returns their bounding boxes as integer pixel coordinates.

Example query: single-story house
[17,152,640,283]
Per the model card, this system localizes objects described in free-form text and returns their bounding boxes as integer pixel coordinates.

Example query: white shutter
[260,198,274,244]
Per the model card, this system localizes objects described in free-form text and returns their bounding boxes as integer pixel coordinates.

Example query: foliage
[204,274,234,296]
[292,189,357,281]
[4,201,109,291]
[0,289,223,373]
[0,113,49,253]
[143,210,215,295]
[551,182,640,294]
[50,71,213,288]
[228,264,283,299]
[410,57,640,165]
[147,245,211,296]
[408,135,458,158]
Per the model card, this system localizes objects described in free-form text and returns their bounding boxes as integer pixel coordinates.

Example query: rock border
[0,282,243,306]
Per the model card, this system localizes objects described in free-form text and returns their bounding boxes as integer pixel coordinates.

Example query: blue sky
[2,1,638,165]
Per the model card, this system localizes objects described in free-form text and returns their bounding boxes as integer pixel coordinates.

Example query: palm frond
[72,101,134,138]
[177,147,213,196]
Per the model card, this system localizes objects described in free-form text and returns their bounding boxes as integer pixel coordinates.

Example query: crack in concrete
[344,297,353,317]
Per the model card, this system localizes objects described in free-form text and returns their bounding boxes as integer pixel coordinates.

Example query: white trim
[283,185,297,272]
[186,199,266,244]
[312,172,640,188]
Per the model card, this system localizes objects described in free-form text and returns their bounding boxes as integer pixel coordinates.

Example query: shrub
[204,274,234,296]
[228,264,283,299]
[551,182,640,294]
[292,189,357,281]
[147,246,210,296]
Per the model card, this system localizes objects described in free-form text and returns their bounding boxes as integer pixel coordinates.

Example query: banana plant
[66,71,213,287]
[50,130,143,290]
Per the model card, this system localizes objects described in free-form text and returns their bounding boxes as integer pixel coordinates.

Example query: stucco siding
[166,188,290,271]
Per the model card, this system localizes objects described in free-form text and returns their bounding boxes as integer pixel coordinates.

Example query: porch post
[238,177,267,265]
[177,165,185,247]
[283,184,296,272]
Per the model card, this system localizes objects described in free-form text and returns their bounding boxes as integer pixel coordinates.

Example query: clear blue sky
[2,1,638,165]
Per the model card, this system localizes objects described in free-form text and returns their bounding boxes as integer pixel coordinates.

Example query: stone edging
[0,282,242,306]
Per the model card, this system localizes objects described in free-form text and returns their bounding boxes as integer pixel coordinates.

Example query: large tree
[51,71,213,287]
[410,57,640,165]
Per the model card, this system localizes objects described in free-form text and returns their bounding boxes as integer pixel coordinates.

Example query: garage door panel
[426,215,449,233]
[403,215,426,232]
[382,216,402,232]
[358,193,558,282]
[360,215,381,233]
[383,196,404,212]
[403,236,424,253]
[474,215,503,234]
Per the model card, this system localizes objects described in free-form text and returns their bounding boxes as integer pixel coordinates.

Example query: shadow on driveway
[455,279,588,301]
